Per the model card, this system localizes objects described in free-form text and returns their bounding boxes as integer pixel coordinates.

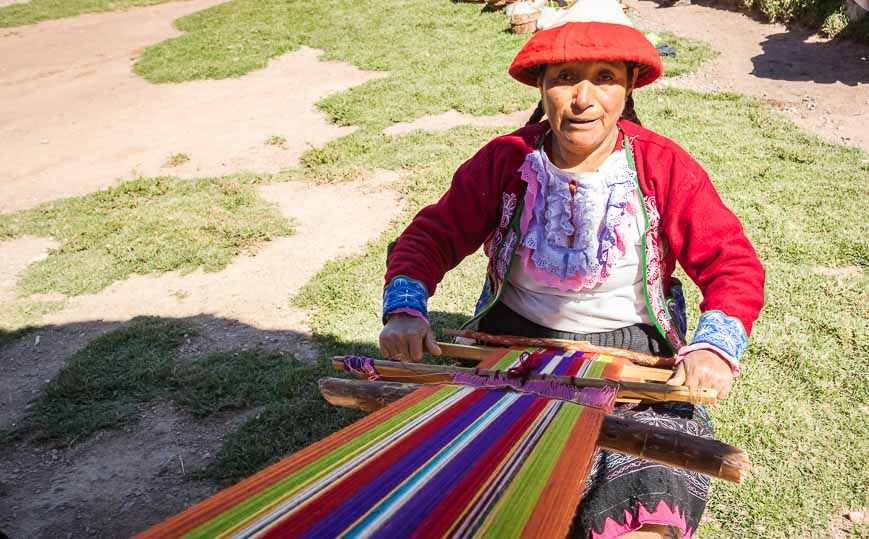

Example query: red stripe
[563,352,589,377]
[410,398,550,539]
[260,389,490,538]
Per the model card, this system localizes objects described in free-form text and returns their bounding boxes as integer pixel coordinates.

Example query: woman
[378,3,764,538]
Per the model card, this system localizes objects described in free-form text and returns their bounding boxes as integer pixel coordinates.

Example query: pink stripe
[592,500,692,539]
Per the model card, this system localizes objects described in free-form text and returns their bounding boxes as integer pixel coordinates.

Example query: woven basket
[510,10,540,33]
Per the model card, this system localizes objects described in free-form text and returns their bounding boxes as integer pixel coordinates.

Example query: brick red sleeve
[661,154,765,337]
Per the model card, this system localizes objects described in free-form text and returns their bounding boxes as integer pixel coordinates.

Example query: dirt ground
[0,0,866,537]
[630,0,869,152]
[0,0,386,212]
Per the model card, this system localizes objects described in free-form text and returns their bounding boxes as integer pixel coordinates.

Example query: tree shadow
[750,27,869,85]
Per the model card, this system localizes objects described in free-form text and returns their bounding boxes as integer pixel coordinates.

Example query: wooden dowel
[435,342,673,383]
[333,357,718,405]
[318,378,748,483]
[437,342,499,362]
[443,329,676,367]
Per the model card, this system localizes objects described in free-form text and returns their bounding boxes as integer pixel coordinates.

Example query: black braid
[621,95,641,125]
[526,100,545,126]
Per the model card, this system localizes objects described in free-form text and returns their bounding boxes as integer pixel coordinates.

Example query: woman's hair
[525,61,642,126]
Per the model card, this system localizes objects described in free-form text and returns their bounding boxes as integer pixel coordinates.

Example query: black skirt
[479,302,712,539]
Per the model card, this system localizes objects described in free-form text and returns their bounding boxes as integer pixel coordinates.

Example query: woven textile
[476,347,624,381]
[138,385,605,539]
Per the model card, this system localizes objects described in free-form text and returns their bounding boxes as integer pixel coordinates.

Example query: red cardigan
[384,120,764,364]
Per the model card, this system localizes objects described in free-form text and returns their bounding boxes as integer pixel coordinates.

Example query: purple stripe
[368,394,537,539]
[551,351,584,376]
[297,390,505,539]
[531,351,557,375]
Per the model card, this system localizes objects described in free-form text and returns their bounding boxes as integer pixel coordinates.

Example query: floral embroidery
[382,276,428,323]
[495,229,517,280]
[499,192,518,229]
[488,230,503,258]
[515,148,638,291]
[690,310,748,361]
[643,195,685,350]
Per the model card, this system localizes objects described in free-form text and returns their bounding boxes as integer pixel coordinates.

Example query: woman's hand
[379,314,442,362]
[666,349,734,401]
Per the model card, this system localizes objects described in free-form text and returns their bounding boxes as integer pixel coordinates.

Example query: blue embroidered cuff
[690,310,748,362]
[383,276,428,324]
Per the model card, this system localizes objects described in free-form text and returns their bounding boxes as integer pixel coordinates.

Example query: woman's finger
[424,329,442,356]
[666,363,686,386]
[408,333,424,362]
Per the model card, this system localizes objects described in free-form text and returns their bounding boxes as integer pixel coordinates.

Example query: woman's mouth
[566,117,597,127]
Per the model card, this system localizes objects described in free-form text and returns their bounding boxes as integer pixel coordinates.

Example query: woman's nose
[572,80,593,110]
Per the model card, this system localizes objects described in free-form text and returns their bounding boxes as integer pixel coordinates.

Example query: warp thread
[453,373,617,411]
[342,356,381,381]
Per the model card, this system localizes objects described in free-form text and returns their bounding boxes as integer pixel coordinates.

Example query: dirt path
[0,2,404,536]
[0,0,386,213]
[629,0,869,152]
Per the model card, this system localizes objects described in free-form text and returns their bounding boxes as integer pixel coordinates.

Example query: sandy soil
[630,0,869,152]
[0,0,386,213]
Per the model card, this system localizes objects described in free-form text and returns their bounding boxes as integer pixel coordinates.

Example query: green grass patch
[199,368,364,482]
[0,0,172,28]
[0,175,293,297]
[654,31,719,77]
[172,350,299,418]
[134,0,710,132]
[10,317,360,455]
[23,317,193,444]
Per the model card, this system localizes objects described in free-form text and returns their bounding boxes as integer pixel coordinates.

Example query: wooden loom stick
[332,357,718,405]
[436,342,673,382]
[318,378,749,483]
[436,342,500,362]
[444,329,677,367]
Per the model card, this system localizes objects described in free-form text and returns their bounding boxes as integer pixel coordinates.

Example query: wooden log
[318,377,421,412]
[333,357,718,404]
[318,378,748,483]
[444,329,677,367]
[436,342,673,382]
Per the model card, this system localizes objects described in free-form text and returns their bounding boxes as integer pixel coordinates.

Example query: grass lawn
[0,0,172,27]
[0,175,293,333]
[3,0,866,537]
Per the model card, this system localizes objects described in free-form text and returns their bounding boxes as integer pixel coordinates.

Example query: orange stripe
[519,407,605,539]
[135,386,439,539]
[475,347,515,369]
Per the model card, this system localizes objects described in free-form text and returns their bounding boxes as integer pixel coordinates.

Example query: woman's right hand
[379,314,442,362]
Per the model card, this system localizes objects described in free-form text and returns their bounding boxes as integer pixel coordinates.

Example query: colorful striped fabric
[138,385,605,539]
[476,347,624,381]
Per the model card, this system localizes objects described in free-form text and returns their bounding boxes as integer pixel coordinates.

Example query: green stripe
[477,402,583,539]
[183,386,462,539]
[583,359,607,379]
[491,348,537,371]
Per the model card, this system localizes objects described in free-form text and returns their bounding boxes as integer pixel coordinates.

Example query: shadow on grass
[0,309,473,482]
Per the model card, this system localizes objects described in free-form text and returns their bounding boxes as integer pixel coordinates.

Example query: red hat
[509,16,663,88]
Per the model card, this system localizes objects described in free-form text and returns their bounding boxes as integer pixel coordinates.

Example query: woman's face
[539,60,633,158]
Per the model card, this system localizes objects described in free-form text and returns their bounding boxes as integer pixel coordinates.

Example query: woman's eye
[557,72,574,81]
[598,72,614,82]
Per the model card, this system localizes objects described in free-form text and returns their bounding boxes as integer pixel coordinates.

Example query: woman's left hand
[666,350,734,401]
